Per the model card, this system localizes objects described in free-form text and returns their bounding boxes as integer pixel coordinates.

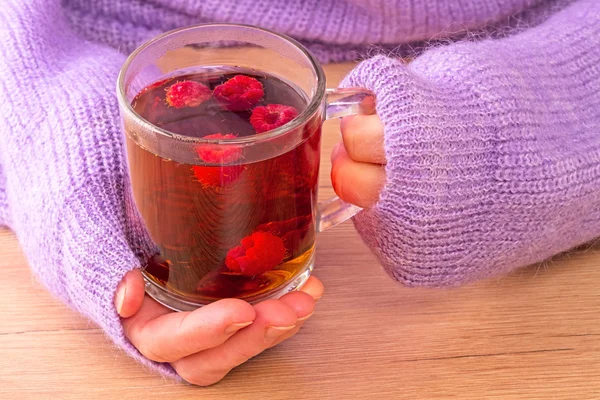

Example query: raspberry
[192,165,244,187]
[250,104,299,133]
[213,75,264,111]
[165,80,212,108]
[193,133,244,187]
[225,231,286,276]
[195,133,242,164]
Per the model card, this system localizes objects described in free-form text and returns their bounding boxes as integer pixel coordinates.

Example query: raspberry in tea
[125,69,321,303]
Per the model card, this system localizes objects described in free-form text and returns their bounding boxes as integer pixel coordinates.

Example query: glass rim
[116,23,326,145]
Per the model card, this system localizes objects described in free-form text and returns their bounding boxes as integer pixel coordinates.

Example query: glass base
[143,251,315,312]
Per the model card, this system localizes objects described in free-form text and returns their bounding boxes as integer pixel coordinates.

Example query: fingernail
[297,311,314,322]
[224,321,253,334]
[115,281,126,315]
[265,325,296,341]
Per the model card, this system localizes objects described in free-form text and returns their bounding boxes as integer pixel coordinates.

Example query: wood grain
[1,63,599,400]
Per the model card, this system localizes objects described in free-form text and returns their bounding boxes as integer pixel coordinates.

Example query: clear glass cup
[116,23,373,311]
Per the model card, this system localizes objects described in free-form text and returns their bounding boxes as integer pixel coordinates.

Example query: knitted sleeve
[0,0,177,377]
[0,166,9,226]
[342,0,600,286]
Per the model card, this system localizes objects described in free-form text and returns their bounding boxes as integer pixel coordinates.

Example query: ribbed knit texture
[1,0,598,378]
[342,0,600,286]
[0,0,176,378]
[61,0,566,63]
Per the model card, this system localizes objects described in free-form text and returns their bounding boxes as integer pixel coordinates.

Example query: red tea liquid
[125,69,320,303]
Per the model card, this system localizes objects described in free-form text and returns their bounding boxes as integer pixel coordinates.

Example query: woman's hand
[114,269,323,386]
[332,114,386,208]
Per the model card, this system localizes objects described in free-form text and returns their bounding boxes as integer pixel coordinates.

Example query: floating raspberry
[250,104,299,133]
[225,232,286,276]
[213,75,264,111]
[193,133,244,186]
[195,133,242,164]
[165,80,212,108]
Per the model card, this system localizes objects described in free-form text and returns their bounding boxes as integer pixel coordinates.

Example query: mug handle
[318,88,376,232]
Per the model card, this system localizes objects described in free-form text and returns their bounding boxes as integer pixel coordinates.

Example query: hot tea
[125,68,321,304]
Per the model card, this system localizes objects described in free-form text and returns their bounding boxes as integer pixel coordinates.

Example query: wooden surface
[2,63,600,400]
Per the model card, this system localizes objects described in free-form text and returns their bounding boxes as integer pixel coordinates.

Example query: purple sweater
[1,0,599,378]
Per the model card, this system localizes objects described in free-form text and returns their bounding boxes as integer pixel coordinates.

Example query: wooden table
[1,63,599,400]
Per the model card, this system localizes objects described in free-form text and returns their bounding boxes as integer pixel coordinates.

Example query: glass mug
[116,23,373,311]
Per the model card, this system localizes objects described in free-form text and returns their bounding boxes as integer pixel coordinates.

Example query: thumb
[114,269,146,318]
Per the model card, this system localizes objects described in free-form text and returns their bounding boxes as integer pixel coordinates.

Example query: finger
[298,276,324,300]
[269,290,319,348]
[340,114,385,164]
[331,143,386,208]
[123,298,256,363]
[115,269,146,318]
[172,299,298,386]
[270,324,303,348]
[278,290,316,321]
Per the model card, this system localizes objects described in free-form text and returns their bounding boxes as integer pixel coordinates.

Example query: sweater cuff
[42,176,179,379]
[339,55,501,286]
[339,56,443,284]
[339,6,600,287]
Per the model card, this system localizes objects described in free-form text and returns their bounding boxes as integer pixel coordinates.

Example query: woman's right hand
[114,269,324,386]
[332,113,386,209]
